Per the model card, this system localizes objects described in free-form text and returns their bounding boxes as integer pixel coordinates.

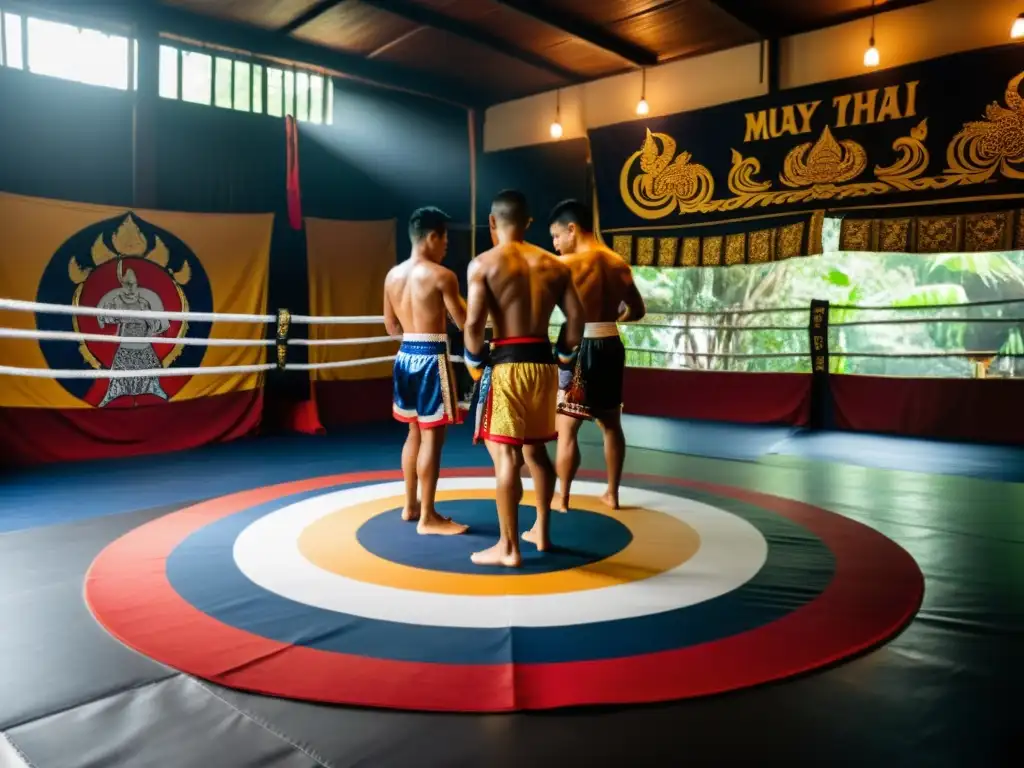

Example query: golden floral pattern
[916,216,960,252]
[964,212,1010,251]
[725,233,746,265]
[681,237,701,266]
[748,230,774,262]
[612,235,633,263]
[701,236,723,266]
[879,218,912,252]
[657,237,679,267]
[778,222,805,258]
[619,71,1024,221]
[636,237,655,266]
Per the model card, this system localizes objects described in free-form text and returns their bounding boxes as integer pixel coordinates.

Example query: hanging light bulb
[864,38,879,67]
[1012,13,1024,39]
[636,68,649,115]
[550,89,563,139]
[864,0,879,67]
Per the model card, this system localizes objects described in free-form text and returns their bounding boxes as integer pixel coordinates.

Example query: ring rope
[0,363,277,379]
[285,355,398,371]
[0,298,275,324]
[631,348,1021,359]
[288,335,398,347]
[289,313,385,325]
[0,327,276,347]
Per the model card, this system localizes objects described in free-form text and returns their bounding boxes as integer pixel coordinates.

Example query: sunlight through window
[26,16,130,90]
[3,13,25,70]
[158,44,178,99]
[181,50,212,105]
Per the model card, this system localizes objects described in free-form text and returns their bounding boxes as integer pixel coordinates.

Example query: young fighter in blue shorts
[383,207,469,535]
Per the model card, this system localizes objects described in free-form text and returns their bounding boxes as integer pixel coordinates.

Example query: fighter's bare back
[561,245,645,324]
[384,258,465,336]
[467,241,575,341]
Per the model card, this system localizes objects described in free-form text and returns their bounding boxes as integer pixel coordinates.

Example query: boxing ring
[0,295,1018,766]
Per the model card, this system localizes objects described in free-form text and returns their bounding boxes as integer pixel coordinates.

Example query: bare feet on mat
[417,511,468,536]
[402,502,421,522]
[553,494,570,513]
[522,526,550,551]
[471,542,522,568]
[601,491,619,510]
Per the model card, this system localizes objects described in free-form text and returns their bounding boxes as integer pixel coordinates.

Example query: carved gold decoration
[780,126,867,187]
[619,71,1024,220]
[964,211,1009,251]
[725,233,746,265]
[778,222,805,258]
[878,218,912,251]
[636,237,655,266]
[840,219,873,250]
[611,235,633,263]
[657,237,678,267]
[681,237,700,266]
[945,72,1024,182]
[620,129,715,219]
[748,230,773,262]
[916,216,960,252]
[701,236,723,266]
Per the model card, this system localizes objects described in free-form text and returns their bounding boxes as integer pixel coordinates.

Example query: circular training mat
[84,468,923,712]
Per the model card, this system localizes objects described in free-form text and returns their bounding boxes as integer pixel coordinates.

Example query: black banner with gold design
[590,43,1024,264]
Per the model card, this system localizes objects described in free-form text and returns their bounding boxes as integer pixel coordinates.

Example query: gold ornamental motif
[620,71,1024,220]
[780,125,867,187]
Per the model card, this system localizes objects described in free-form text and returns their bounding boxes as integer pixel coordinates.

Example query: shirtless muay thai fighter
[548,199,646,511]
[463,190,585,567]
[384,207,469,535]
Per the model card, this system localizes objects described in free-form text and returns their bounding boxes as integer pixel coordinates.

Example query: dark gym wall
[476,137,591,251]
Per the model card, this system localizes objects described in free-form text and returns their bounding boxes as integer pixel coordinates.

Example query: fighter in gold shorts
[463,189,584,568]
[472,337,559,445]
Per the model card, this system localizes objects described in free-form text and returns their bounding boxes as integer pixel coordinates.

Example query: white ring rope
[286,355,398,371]
[290,313,385,325]
[289,335,397,347]
[2,294,1020,382]
[0,298,274,324]
[0,327,275,347]
[0,363,277,379]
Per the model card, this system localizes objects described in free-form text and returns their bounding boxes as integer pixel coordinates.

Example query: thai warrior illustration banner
[0,192,272,409]
[589,43,1024,266]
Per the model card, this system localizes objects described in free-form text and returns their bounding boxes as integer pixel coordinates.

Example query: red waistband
[491,336,549,347]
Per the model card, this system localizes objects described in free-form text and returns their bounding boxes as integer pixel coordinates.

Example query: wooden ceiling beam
[278,0,351,35]
[707,0,934,40]
[358,0,582,82]
[491,0,659,67]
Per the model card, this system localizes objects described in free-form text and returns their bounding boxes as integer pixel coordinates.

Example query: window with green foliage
[157,39,333,125]
[553,219,1024,378]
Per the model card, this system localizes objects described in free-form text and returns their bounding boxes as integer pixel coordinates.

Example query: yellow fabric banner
[305,217,399,381]
[0,192,272,409]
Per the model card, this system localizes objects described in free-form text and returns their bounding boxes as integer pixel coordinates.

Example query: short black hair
[408,207,451,242]
[491,189,530,229]
[548,199,593,233]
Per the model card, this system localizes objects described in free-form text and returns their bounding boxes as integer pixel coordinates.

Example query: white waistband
[584,322,620,339]
[402,333,449,343]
